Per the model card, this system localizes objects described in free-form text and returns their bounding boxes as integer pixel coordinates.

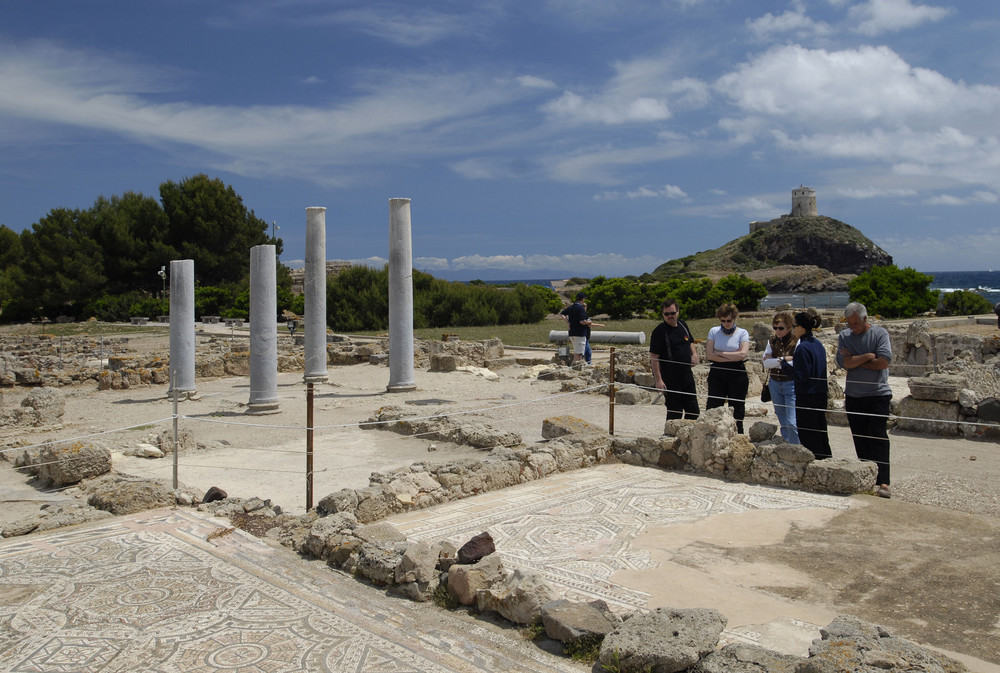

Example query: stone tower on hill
[791,186,817,217]
[750,186,819,233]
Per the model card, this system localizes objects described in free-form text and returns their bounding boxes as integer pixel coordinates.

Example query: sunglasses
[719,318,734,323]
[662,311,678,316]
[773,325,786,330]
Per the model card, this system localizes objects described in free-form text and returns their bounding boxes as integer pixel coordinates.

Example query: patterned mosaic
[389,464,850,614]
[0,510,580,673]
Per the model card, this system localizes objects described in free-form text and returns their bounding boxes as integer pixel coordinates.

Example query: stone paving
[0,509,581,673]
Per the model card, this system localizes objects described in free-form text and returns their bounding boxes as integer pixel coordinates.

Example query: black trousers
[796,391,832,459]
[662,365,700,420]
[845,395,892,485]
[706,363,748,433]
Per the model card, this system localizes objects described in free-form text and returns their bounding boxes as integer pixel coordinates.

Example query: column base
[386,383,417,393]
[246,401,281,415]
[303,373,329,384]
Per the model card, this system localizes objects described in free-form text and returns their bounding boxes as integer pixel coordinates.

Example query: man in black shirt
[649,298,700,419]
[560,292,593,364]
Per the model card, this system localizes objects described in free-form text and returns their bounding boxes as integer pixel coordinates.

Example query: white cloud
[543,91,670,124]
[717,44,1000,129]
[746,1,833,39]
[847,0,953,36]
[302,76,324,85]
[624,184,689,200]
[413,257,450,270]
[313,7,483,47]
[0,40,535,184]
[836,186,918,199]
[925,191,999,206]
[418,252,661,276]
[517,75,558,90]
[540,55,711,126]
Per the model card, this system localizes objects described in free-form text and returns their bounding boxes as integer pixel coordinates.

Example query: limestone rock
[750,441,814,487]
[37,442,112,487]
[447,553,504,606]
[395,540,438,584]
[908,373,964,402]
[748,421,777,443]
[803,457,877,495]
[18,388,66,426]
[895,397,960,435]
[476,567,558,625]
[803,615,968,673]
[86,477,178,515]
[691,642,800,672]
[599,607,727,673]
[541,599,617,644]
[541,415,606,440]
[355,542,403,586]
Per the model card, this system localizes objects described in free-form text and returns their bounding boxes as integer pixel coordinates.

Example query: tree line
[0,175,562,329]
[3,174,984,328]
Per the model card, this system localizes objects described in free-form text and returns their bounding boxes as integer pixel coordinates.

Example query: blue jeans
[584,340,592,364]
[769,378,799,444]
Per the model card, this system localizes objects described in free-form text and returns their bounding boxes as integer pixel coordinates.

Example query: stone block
[476,568,558,625]
[447,553,504,605]
[599,607,726,673]
[803,457,877,495]
[541,599,617,644]
[895,396,960,435]
[38,442,112,487]
[907,373,964,401]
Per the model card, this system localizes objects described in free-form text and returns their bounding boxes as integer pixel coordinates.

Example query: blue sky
[2,0,999,279]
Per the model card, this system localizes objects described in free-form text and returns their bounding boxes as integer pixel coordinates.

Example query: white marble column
[248,244,280,414]
[387,198,416,392]
[304,207,329,383]
[167,259,196,398]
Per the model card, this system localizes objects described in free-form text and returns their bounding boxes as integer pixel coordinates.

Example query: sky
[1,0,999,279]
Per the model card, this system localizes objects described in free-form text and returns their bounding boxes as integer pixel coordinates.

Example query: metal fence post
[609,347,616,435]
[306,382,314,511]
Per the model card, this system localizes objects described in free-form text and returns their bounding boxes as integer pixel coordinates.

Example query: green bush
[848,265,937,318]
[937,289,993,316]
[587,273,765,321]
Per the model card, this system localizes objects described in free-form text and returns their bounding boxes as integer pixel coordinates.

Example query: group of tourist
[648,298,894,499]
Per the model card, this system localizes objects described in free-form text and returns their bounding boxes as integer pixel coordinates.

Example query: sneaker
[876,485,892,499]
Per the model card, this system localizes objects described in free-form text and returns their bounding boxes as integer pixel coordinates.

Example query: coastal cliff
[648,216,892,292]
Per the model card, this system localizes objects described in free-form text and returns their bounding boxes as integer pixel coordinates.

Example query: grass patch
[431,583,458,610]
[564,634,604,663]
[520,619,546,641]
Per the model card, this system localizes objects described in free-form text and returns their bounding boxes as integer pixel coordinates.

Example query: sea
[759,270,1000,311]
[477,271,1000,311]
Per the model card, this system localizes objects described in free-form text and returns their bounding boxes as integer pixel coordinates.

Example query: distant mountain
[648,216,893,292]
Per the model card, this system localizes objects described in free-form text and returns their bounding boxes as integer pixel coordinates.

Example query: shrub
[848,265,937,318]
[937,289,993,316]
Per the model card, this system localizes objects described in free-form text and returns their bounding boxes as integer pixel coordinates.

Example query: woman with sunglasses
[704,302,750,433]
[779,311,832,459]
[762,311,799,443]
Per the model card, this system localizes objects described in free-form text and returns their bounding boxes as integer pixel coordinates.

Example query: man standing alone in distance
[837,302,893,498]
[649,299,700,420]
[560,292,593,364]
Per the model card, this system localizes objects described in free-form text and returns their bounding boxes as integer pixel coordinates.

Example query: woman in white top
[705,302,751,433]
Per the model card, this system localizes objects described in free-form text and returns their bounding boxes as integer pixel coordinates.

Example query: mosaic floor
[0,510,580,673]
[388,463,851,652]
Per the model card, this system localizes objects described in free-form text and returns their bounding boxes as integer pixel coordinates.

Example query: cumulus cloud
[716,44,1000,129]
[847,0,952,36]
[746,1,833,39]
